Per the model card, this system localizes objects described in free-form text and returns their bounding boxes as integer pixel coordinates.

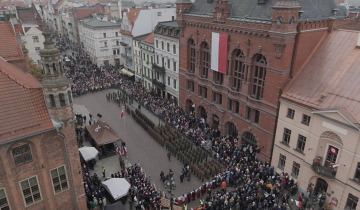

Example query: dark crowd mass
[61,45,325,209]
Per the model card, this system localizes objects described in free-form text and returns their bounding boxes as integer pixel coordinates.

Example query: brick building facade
[0,22,86,209]
[175,0,347,161]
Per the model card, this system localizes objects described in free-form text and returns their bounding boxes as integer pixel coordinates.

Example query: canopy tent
[85,121,121,146]
[78,146,99,161]
[102,178,130,200]
[121,68,134,77]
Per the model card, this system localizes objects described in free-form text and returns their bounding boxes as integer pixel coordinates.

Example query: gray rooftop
[188,0,347,22]
[158,20,178,28]
[83,19,121,28]
[133,33,150,41]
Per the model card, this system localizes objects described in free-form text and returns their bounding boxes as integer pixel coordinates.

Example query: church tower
[40,18,87,209]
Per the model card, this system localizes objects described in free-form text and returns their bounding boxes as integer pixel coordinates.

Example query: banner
[211,32,228,74]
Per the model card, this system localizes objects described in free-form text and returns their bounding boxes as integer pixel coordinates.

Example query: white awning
[102,178,130,200]
[78,146,99,161]
[121,68,134,77]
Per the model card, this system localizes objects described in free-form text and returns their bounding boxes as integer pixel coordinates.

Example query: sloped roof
[0,57,54,142]
[188,0,347,21]
[282,30,360,126]
[74,4,104,20]
[83,19,121,28]
[16,5,43,31]
[86,121,121,146]
[0,2,27,7]
[143,32,154,44]
[53,0,65,10]
[127,8,140,27]
[0,22,24,62]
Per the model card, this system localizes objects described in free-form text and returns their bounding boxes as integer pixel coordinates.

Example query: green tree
[29,59,42,81]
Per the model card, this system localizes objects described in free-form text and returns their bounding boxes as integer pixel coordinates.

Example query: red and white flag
[121,110,124,118]
[211,32,228,74]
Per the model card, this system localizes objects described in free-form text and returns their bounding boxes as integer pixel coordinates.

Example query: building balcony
[121,54,132,61]
[153,63,165,74]
[152,79,165,90]
[120,42,127,46]
[311,158,337,179]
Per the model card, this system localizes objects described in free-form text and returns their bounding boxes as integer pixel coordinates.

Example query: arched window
[232,49,245,91]
[49,94,56,107]
[45,64,50,74]
[67,91,72,104]
[252,54,267,100]
[242,132,257,145]
[53,63,57,74]
[228,122,238,137]
[188,39,196,73]
[200,42,210,78]
[59,93,66,107]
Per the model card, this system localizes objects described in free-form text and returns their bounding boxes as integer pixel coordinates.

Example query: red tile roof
[120,8,140,36]
[0,1,27,7]
[0,22,24,62]
[282,29,360,126]
[0,57,53,142]
[85,121,121,146]
[74,5,105,20]
[53,0,65,10]
[17,4,43,30]
[143,32,154,44]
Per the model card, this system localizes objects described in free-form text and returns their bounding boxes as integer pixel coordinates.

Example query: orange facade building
[175,0,347,161]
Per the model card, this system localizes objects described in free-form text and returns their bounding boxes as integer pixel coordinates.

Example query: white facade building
[154,21,179,104]
[21,27,45,65]
[79,19,121,66]
[120,7,176,72]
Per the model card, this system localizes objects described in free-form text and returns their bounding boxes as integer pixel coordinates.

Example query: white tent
[102,178,130,200]
[78,146,99,161]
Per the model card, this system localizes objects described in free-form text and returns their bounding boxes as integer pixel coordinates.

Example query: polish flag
[211,32,228,74]
[121,110,124,118]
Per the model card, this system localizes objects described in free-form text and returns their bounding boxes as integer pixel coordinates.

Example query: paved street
[74,89,203,199]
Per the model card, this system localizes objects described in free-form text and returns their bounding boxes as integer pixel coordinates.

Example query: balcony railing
[153,63,165,74]
[152,79,165,90]
[311,158,337,179]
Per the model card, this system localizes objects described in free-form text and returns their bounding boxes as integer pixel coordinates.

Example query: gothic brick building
[176,0,347,161]
[0,23,86,209]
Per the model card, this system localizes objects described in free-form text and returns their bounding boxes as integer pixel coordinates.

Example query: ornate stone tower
[40,20,87,209]
[40,23,73,123]
[272,0,302,26]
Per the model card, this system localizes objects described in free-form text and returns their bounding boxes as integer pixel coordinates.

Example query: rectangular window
[35,47,40,54]
[156,72,159,80]
[157,12,161,16]
[117,49,120,54]
[228,99,233,111]
[212,92,222,104]
[167,59,170,69]
[0,188,10,210]
[278,154,286,169]
[156,40,158,48]
[254,110,260,124]
[214,72,223,84]
[292,161,300,178]
[246,107,252,120]
[103,33,106,38]
[161,41,164,50]
[156,55,159,64]
[113,50,116,55]
[346,193,358,210]
[167,43,170,52]
[20,176,42,206]
[235,101,239,114]
[104,42,107,47]
[302,114,311,126]
[50,166,68,194]
[32,36,39,42]
[199,86,207,98]
[282,128,291,145]
[287,108,295,119]
[116,40,119,45]
[173,61,176,72]
[173,79,176,89]
[162,57,164,67]
[12,144,32,165]
[354,162,360,181]
[173,44,176,54]
[115,32,118,37]
[296,134,307,152]
[187,80,194,92]
[168,77,170,86]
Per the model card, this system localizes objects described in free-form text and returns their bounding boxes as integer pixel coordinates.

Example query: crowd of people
[64,51,308,209]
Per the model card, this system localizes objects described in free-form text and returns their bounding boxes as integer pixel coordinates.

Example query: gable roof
[282,30,360,126]
[0,22,24,62]
[16,4,43,31]
[188,0,347,22]
[143,32,154,44]
[0,1,27,8]
[74,4,104,20]
[120,8,140,35]
[0,57,54,142]
[85,121,121,146]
